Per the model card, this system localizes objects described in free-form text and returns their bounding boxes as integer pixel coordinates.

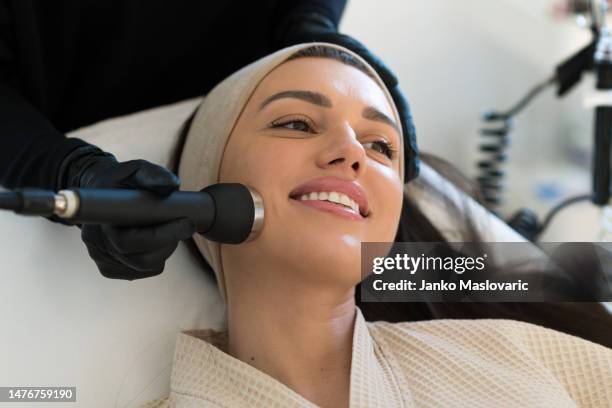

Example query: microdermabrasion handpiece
[0,183,264,244]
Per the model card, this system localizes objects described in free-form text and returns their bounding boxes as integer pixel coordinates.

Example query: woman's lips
[290,197,366,221]
[289,177,370,217]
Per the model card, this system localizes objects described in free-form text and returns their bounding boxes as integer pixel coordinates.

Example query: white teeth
[340,194,351,207]
[296,191,360,214]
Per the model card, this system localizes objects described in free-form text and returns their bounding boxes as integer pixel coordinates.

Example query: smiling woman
[141,43,612,408]
[217,50,404,310]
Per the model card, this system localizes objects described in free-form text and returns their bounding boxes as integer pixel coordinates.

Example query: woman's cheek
[368,158,402,182]
[221,134,271,181]
[250,142,301,180]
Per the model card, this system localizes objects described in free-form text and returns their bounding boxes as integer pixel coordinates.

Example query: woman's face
[219,56,403,290]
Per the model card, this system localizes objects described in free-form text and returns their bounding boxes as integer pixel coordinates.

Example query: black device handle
[1,184,263,245]
[69,183,258,244]
[593,55,612,205]
[70,189,215,231]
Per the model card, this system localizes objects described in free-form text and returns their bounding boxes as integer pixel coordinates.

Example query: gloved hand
[56,144,196,280]
[277,12,420,182]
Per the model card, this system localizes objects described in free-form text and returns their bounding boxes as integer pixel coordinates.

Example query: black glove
[56,144,196,280]
[277,12,420,182]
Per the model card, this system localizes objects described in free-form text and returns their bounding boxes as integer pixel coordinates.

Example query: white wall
[341,0,592,171]
[341,0,601,231]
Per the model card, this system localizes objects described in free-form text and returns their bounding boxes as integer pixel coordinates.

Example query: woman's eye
[271,119,314,133]
[364,140,396,160]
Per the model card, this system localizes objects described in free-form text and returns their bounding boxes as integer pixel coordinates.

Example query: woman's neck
[226,281,357,408]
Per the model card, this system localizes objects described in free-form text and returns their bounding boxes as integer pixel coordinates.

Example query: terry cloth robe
[141,306,612,407]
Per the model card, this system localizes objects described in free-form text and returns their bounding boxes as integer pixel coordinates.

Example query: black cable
[497,75,557,119]
[477,75,556,212]
[535,193,593,239]
[0,192,21,211]
[482,75,556,122]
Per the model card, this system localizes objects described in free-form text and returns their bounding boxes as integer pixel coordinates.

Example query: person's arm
[0,3,194,280]
[0,82,91,190]
[0,0,88,190]
[0,85,195,281]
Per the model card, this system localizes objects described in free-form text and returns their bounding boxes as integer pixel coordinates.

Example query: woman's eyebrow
[362,106,401,135]
[259,90,332,110]
[259,89,400,134]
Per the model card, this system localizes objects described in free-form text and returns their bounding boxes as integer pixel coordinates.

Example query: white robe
[140,306,612,407]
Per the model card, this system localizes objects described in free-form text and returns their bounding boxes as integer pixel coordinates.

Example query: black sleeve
[272,0,348,46]
[0,1,89,190]
[0,82,90,190]
[279,0,347,25]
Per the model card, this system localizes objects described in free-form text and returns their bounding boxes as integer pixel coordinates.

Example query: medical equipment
[477,75,556,209]
[477,0,612,241]
[0,183,264,244]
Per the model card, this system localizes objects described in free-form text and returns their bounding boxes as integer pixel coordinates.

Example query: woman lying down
[141,43,612,408]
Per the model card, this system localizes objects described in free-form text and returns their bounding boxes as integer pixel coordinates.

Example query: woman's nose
[316,123,366,178]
